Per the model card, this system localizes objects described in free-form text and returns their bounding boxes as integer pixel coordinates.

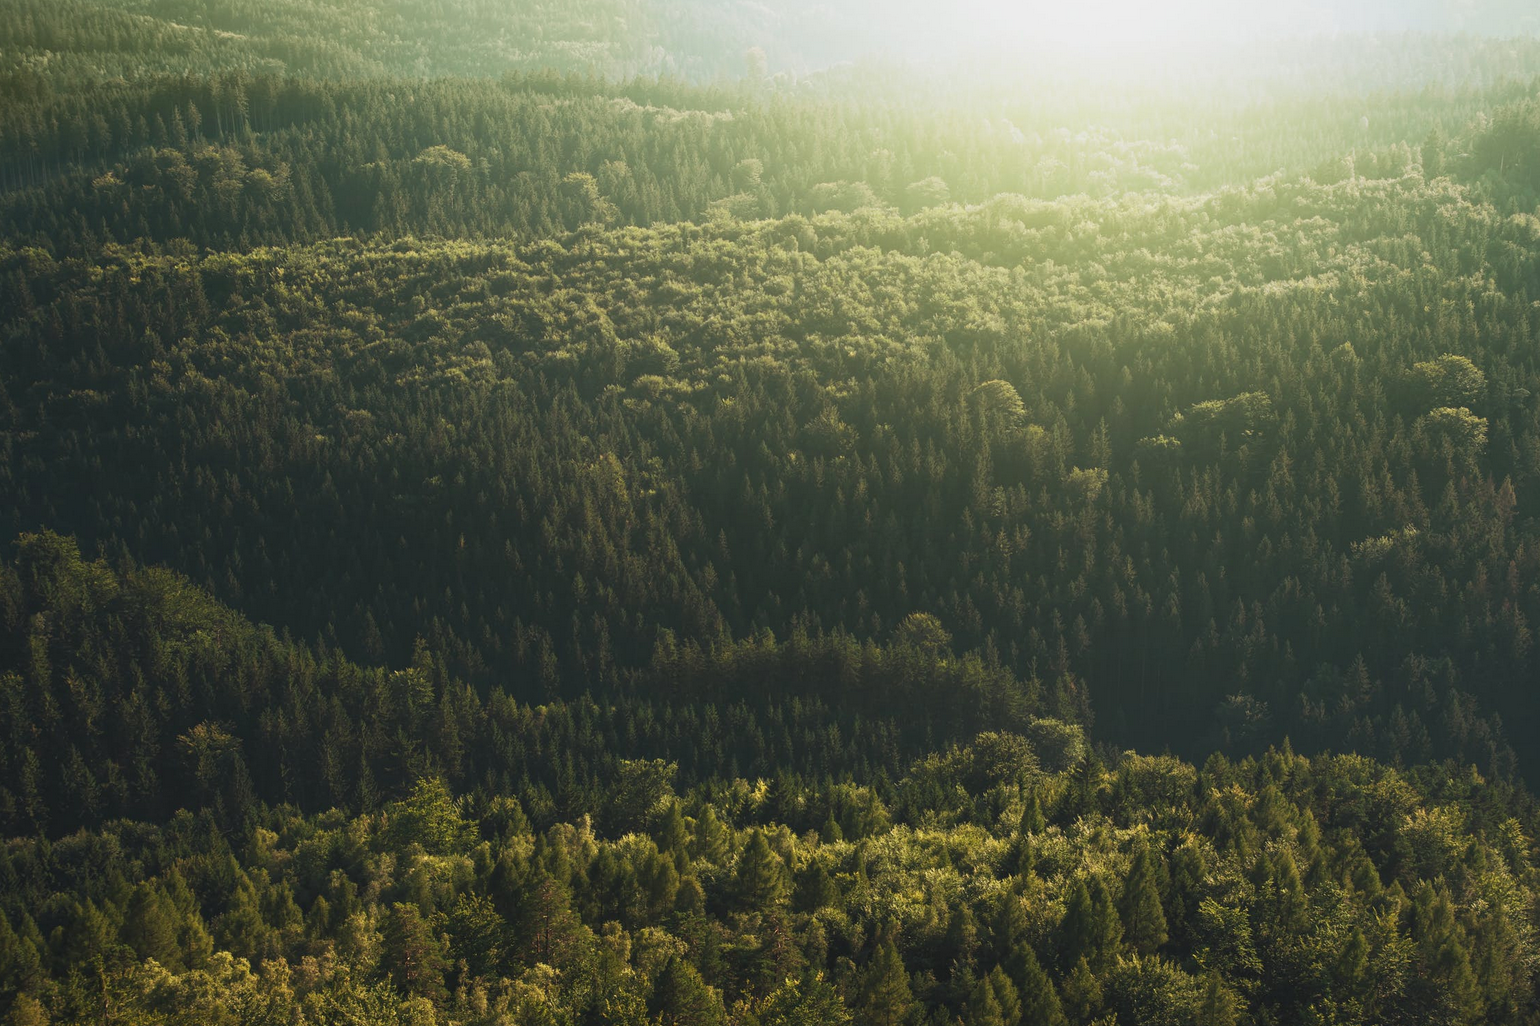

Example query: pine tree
[964,974,1006,1026]
[160,870,213,970]
[1059,956,1103,1024]
[692,807,730,865]
[1058,877,1120,972]
[1018,794,1045,835]
[1198,973,1240,1026]
[986,965,1022,1026]
[0,914,43,996]
[1088,878,1122,961]
[381,903,449,1006]
[1268,849,1308,933]
[859,936,915,1026]
[734,829,791,910]
[797,859,841,913]
[650,954,727,1026]
[643,848,681,919]
[656,801,691,866]
[121,883,182,969]
[944,905,982,977]
[1010,946,1065,1026]
[514,869,582,967]
[63,901,117,967]
[756,971,852,1026]
[1120,840,1168,954]
[1471,895,1522,1022]
[6,994,47,1026]
[1414,884,1482,1023]
[993,888,1030,966]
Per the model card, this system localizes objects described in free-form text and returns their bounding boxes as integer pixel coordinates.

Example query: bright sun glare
[954,0,1339,51]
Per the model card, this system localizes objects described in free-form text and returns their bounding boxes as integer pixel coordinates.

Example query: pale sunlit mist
[849,0,1540,66]
[944,0,1338,50]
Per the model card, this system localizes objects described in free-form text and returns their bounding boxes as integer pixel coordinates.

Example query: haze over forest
[3,1,1540,1025]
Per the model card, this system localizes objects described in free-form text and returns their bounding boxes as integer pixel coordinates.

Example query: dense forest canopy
[3,0,1539,78]
[3,1,1540,1024]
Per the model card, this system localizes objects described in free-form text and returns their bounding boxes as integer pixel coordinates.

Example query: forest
[3,0,1540,1023]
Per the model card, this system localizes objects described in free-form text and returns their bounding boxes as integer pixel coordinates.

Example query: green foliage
[380,903,449,1006]
[1011,946,1066,1026]
[121,883,184,970]
[1120,838,1169,955]
[733,830,791,911]
[386,778,473,856]
[964,972,1007,1026]
[1059,877,1122,973]
[1471,99,1540,194]
[1418,406,1489,466]
[651,954,727,1026]
[0,639,1532,1025]
[5,14,1540,1026]
[895,613,954,655]
[1411,354,1487,410]
[1103,956,1207,1026]
[858,937,915,1026]
[753,971,851,1026]
[5,145,1540,784]
[971,380,1027,421]
[602,759,678,836]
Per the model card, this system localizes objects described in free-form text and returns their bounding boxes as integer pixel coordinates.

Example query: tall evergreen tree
[381,903,449,1006]
[1059,877,1121,972]
[1120,840,1168,955]
[650,954,727,1026]
[859,936,915,1026]
[964,974,1007,1026]
[756,971,852,1026]
[121,883,182,969]
[1010,947,1066,1026]
[734,829,790,910]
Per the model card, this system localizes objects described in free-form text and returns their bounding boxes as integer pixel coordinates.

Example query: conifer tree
[692,807,731,866]
[797,859,841,913]
[0,914,43,997]
[1414,884,1482,1023]
[1198,973,1240,1026]
[964,974,1007,1026]
[1059,877,1120,972]
[993,889,1030,967]
[1010,946,1066,1026]
[1120,840,1168,954]
[944,905,982,977]
[63,901,117,967]
[734,829,791,910]
[757,971,851,1026]
[121,883,182,969]
[650,954,727,1026]
[859,936,915,1026]
[1335,926,1370,1008]
[7,994,47,1026]
[1018,794,1045,835]
[656,801,691,865]
[381,903,449,1006]
[643,848,681,919]
[1060,956,1103,1024]
[514,868,583,966]
[987,966,1022,1026]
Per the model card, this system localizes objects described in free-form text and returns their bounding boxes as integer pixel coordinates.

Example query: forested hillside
[7,58,1538,253]
[6,162,1540,773]
[4,1,1540,1023]
[2,535,1538,1026]
[4,0,1539,79]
